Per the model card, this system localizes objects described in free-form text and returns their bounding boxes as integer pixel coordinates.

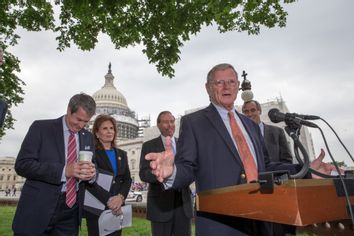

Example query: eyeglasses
[212,79,238,87]
[242,108,257,114]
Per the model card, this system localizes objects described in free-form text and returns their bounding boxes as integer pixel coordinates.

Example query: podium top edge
[197,179,336,196]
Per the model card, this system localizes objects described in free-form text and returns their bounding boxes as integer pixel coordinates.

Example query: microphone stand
[284,120,311,179]
[257,120,310,193]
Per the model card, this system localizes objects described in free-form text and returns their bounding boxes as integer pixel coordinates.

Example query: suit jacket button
[241,173,246,179]
[112,180,116,184]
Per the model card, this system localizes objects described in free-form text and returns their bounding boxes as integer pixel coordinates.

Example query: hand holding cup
[78,151,95,180]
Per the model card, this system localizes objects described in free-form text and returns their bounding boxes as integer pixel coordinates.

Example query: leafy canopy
[0,0,295,138]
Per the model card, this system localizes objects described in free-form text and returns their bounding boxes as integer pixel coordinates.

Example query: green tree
[0,0,296,138]
[328,161,347,168]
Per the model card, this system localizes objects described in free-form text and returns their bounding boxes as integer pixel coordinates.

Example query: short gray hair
[242,100,262,113]
[157,111,174,124]
[206,63,238,84]
[68,93,96,117]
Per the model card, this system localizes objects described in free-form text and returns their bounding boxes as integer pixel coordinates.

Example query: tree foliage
[328,161,347,168]
[0,0,296,138]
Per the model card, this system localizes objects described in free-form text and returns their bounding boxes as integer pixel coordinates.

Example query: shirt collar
[212,102,232,115]
[160,135,175,144]
[62,116,70,133]
[259,122,265,136]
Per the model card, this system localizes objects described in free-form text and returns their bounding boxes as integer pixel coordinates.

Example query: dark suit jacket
[84,148,132,216]
[263,124,293,163]
[172,104,300,236]
[139,136,193,222]
[12,116,95,235]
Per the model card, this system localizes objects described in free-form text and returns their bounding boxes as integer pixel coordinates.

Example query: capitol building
[88,63,150,182]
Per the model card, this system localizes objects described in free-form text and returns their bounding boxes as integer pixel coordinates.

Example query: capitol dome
[92,64,128,110]
[90,63,139,140]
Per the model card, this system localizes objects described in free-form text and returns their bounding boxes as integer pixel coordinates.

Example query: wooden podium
[196,179,354,226]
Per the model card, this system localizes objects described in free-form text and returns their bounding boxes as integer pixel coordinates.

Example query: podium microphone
[287,113,319,121]
[268,108,318,128]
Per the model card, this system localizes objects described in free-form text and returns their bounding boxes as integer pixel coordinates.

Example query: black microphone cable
[283,115,354,227]
[309,125,354,228]
[319,117,354,164]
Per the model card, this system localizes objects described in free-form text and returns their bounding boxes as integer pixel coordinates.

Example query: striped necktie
[228,111,258,183]
[66,131,77,208]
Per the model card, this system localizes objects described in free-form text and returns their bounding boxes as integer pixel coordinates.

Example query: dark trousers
[151,191,191,236]
[196,211,272,236]
[41,193,79,236]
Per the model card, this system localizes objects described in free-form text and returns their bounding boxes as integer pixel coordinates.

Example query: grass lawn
[0,206,192,236]
[1,206,313,235]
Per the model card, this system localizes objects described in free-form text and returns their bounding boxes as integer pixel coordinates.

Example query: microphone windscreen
[268,108,282,123]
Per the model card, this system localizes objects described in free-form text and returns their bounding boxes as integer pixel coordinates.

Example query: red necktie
[228,111,258,183]
[66,131,77,208]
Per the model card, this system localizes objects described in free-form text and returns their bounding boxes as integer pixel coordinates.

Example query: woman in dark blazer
[84,114,132,236]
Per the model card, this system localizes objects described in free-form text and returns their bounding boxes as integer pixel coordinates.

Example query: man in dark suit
[12,93,97,236]
[139,111,193,236]
[242,100,293,164]
[146,63,338,236]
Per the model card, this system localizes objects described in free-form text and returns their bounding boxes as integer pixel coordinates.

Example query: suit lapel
[97,150,114,173]
[204,104,242,165]
[116,149,128,176]
[263,124,270,140]
[157,137,165,151]
[238,113,264,171]
[263,124,273,149]
[54,117,65,164]
[78,129,93,151]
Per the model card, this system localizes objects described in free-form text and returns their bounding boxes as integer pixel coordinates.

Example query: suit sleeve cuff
[61,165,66,182]
[163,165,176,190]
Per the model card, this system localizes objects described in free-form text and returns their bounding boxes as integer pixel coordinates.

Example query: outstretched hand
[145,136,175,182]
[310,148,344,179]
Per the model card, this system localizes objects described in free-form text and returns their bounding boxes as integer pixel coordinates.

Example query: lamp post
[240,70,254,102]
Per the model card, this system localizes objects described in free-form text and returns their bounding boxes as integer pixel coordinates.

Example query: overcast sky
[1,0,353,166]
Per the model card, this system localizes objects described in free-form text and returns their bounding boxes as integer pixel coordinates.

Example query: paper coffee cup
[79,151,93,162]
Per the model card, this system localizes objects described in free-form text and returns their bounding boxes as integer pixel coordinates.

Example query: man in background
[242,100,293,164]
[139,111,193,236]
[13,93,97,236]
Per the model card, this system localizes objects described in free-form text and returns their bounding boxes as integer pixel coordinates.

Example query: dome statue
[92,62,128,110]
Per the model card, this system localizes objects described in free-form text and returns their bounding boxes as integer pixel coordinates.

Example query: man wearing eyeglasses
[242,100,293,164]
[146,63,339,236]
